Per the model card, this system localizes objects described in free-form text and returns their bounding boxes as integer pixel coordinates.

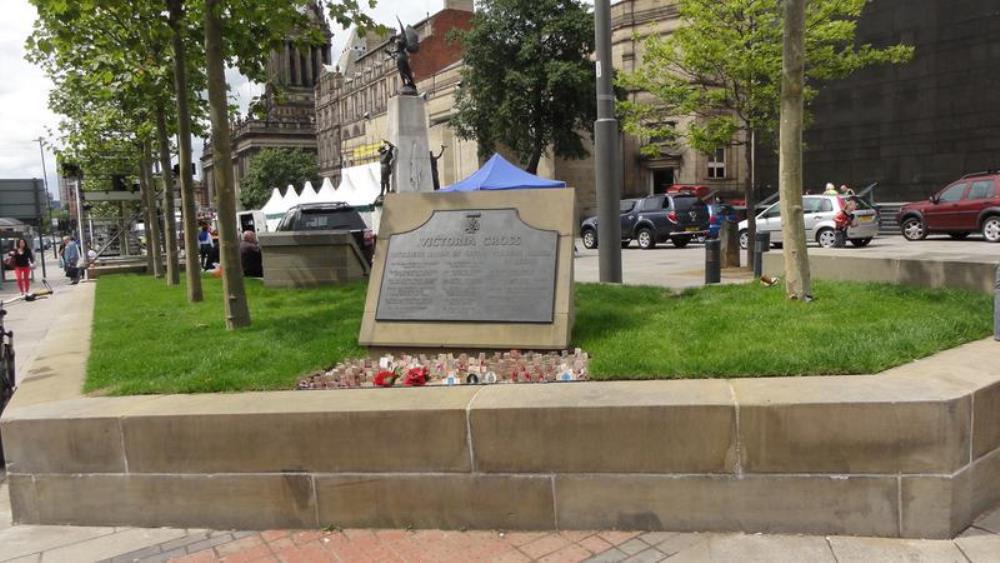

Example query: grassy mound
[85,275,993,394]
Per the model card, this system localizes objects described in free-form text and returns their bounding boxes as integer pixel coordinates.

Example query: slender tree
[139,140,165,277]
[154,102,180,285]
[617,0,914,270]
[779,0,811,300]
[204,0,249,327]
[167,0,203,301]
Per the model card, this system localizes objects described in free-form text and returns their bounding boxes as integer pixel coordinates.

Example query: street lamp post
[594,0,622,283]
[34,137,49,278]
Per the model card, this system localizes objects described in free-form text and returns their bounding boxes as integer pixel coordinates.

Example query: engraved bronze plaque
[376,209,558,323]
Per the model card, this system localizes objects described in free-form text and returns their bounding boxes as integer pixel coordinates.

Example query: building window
[708,148,726,179]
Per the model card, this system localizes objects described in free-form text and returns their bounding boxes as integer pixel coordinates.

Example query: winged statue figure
[387,17,420,95]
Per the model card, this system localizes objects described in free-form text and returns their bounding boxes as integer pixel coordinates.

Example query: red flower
[403,366,429,386]
[374,370,396,387]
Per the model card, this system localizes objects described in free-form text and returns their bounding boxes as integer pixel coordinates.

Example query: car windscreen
[299,208,367,231]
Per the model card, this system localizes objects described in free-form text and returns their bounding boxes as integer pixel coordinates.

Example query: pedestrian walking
[197,224,214,271]
[61,236,81,284]
[9,238,35,296]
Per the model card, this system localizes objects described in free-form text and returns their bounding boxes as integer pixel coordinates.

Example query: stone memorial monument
[384,19,432,194]
[359,189,576,349]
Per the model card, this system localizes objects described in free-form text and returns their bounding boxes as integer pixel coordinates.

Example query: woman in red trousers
[10,238,34,296]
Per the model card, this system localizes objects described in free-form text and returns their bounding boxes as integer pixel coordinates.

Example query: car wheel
[850,238,873,247]
[901,217,927,241]
[621,240,631,248]
[637,228,656,249]
[739,230,748,250]
[671,236,691,248]
[948,232,970,240]
[581,229,597,249]
[982,216,1000,243]
[817,228,837,248]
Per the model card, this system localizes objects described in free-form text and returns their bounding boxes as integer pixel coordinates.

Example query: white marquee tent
[254,164,384,230]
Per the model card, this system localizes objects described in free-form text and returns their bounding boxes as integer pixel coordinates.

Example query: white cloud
[0,0,448,199]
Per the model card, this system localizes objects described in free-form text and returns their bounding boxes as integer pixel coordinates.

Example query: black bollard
[705,239,721,284]
[995,262,999,341]
[753,231,771,278]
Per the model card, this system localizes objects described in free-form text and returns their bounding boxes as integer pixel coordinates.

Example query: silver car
[739,195,879,249]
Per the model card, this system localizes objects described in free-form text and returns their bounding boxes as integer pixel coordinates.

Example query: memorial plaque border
[374,207,560,324]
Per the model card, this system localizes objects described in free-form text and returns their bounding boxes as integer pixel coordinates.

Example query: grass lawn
[86,275,993,395]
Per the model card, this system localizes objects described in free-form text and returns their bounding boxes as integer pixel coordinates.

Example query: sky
[0,0,445,202]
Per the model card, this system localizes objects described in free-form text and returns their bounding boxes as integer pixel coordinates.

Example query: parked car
[896,172,1000,242]
[738,195,879,249]
[275,202,375,263]
[706,203,738,239]
[580,193,710,249]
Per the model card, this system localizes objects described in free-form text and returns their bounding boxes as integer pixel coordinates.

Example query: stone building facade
[200,3,331,202]
[609,0,748,199]
[755,0,1000,202]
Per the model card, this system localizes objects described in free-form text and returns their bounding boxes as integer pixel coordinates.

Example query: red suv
[897,171,1000,242]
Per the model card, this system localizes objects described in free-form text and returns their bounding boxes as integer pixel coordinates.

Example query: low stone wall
[259,231,370,288]
[2,338,998,538]
[762,252,998,294]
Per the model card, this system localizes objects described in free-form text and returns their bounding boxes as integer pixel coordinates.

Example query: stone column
[284,43,292,85]
[291,46,300,86]
[304,47,314,86]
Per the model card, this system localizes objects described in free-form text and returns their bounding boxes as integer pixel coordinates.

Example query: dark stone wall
[756,0,1000,202]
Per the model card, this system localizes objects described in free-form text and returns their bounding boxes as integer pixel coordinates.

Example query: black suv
[275,202,375,263]
[580,194,710,249]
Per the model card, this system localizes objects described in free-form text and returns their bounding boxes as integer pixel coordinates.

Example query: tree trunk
[744,134,757,272]
[139,142,163,277]
[778,0,811,300]
[154,103,180,285]
[205,0,251,329]
[168,0,203,302]
[526,148,541,175]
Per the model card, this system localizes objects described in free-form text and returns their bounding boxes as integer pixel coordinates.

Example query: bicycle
[0,301,16,413]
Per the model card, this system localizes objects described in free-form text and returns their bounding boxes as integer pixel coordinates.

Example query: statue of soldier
[387,18,419,95]
[378,140,396,198]
[429,145,447,191]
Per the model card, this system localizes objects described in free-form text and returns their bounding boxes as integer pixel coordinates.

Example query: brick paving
[83,513,1000,563]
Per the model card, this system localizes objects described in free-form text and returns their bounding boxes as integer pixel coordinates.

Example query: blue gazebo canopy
[441,154,566,192]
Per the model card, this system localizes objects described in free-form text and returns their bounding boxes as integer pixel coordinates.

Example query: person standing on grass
[10,238,34,296]
[239,230,263,278]
[197,224,214,271]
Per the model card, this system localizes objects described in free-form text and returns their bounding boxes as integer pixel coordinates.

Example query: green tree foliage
[239,149,320,209]
[449,0,597,173]
[617,0,914,267]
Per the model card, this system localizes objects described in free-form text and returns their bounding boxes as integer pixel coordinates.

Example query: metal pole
[594,0,622,283]
[705,239,721,284]
[35,139,50,278]
[74,177,88,281]
[753,231,771,278]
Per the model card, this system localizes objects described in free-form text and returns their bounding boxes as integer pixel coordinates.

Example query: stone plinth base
[387,95,432,193]
[259,231,370,288]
